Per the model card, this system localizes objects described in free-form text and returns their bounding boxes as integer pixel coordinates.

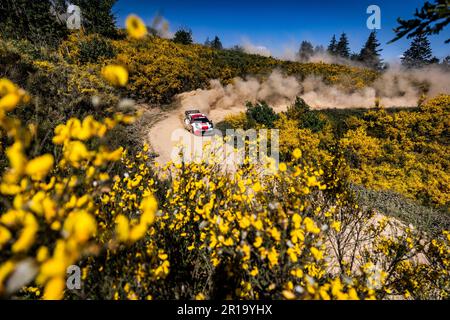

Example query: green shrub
[78,35,116,63]
[245,101,279,128]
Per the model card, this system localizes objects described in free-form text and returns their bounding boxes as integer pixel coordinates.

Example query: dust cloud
[177,67,450,115]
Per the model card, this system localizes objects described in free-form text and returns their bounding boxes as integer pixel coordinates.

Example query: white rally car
[183,110,214,135]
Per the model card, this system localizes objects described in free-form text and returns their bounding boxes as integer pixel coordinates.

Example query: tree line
[298,31,449,70]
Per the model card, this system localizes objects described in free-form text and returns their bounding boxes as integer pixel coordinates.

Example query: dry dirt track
[147,111,222,165]
[147,104,289,165]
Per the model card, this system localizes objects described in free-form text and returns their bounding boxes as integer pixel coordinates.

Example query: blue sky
[113,0,449,61]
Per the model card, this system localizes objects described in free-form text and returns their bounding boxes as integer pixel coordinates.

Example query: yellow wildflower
[293,148,302,159]
[115,214,130,242]
[43,277,65,300]
[25,154,54,180]
[125,15,148,39]
[0,93,20,111]
[101,65,128,87]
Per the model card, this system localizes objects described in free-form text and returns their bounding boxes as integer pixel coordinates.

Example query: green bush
[78,35,116,63]
[286,97,326,132]
[245,101,279,128]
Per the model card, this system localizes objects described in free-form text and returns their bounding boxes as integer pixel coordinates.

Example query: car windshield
[192,117,209,123]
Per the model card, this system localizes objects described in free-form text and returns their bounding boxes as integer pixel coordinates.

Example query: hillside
[0,20,449,302]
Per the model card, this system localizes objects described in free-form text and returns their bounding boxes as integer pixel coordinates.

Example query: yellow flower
[253,236,263,248]
[63,141,91,165]
[43,277,65,300]
[12,213,38,253]
[293,148,302,159]
[0,93,20,111]
[101,65,129,87]
[290,268,303,278]
[239,216,251,229]
[279,162,287,172]
[6,141,27,178]
[0,261,15,292]
[310,247,323,260]
[125,15,148,39]
[115,214,130,242]
[252,181,262,192]
[40,258,67,281]
[63,211,97,243]
[303,217,320,234]
[25,154,54,180]
[250,267,259,276]
[268,227,281,241]
[129,222,147,242]
[0,226,12,248]
[331,221,341,232]
[195,293,205,300]
[36,246,49,263]
[0,78,17,96]
[282,290,296,300]
[268,247,279,267]
[140,195,157,225]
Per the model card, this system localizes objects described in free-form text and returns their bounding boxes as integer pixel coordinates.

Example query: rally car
[183,110,214,135]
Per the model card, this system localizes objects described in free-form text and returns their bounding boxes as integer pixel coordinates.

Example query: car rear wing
[185,110,201,117]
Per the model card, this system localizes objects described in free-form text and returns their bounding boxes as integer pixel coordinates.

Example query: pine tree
[390,0,450,44]
[350,52,359,61]
[204,37,211,47]
[314,45,325,55]
[173,28,193,45]
[0,0,68,45]
[358,31,383,70]
[401,33,434,68]
[71,0,118,38]
[210,36,223,50]
[335,33,350,59]
[327,35,337,55]
[298,41,314,61]
[230,45,244,53]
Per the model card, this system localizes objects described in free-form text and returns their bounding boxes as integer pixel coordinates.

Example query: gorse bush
[224,95,450,209]
[1,14,449,300]
[245,101,279,128]
[286,97,326,133]
[1,78,449,300]
[77,35,117,64]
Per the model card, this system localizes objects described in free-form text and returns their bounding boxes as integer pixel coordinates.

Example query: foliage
[1,82,449,300]
[340,95,450,207]
[0,0,68,46]
[390,0,450,44]
[286,97,326,133]
[327,35,337,56]
[298,41,314,62]
[245,101,279,128]
[335,33,351,59]
[71,0,118,38]
[77,34,116,64]
[208,36,223,50]
[223,95,450,210]
[358,31,383,70]
[401,33,437,68]
[173,28,194,45]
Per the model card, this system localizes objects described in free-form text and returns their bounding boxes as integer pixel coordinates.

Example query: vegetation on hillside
[221,96,450,212]
[0,7,449,301]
